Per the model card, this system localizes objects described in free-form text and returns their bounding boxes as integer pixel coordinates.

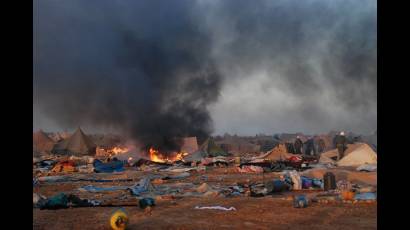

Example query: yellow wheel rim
[110,210,128,230]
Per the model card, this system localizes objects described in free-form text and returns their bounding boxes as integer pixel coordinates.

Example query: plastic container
[293,195,308,208]
[341,191,355,200]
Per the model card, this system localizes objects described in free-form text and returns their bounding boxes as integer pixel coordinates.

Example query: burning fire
[110,146,129,155]
[149,147,186,163]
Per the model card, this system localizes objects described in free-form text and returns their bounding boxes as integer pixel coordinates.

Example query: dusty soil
[33,166,377,230]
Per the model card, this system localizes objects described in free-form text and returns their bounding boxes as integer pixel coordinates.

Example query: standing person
[304,137,316,156]
[318,138,326,154]
[294,136,303,155]
[335,131,347,160]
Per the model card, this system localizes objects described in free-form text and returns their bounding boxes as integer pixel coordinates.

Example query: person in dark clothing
[285,142,295,154]
[294,136,303,154]
[318,138,326,154]
[334,131,347,160]
[304,138,316,156]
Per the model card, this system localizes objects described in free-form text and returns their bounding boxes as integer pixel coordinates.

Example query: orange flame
[110,146,129,155]
[149,147,186,163]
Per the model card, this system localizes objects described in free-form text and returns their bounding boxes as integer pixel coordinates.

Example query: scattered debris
[194,206,236,211]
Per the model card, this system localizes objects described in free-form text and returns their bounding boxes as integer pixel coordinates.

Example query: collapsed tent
[33,130,55,154]
[252,144,296,162]
[319,143,377,166]
[52,128,97,156]
[183,150,207,163]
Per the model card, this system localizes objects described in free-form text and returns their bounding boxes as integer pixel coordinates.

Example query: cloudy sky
[34,0,377,138]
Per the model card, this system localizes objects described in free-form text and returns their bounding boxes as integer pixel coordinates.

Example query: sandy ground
[33,166,377,230]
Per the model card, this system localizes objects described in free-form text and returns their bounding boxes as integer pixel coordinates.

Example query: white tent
[337,143,377,166]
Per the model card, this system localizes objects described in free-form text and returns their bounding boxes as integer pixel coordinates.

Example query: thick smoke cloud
[34,0,220,150]
[34,0,377,145]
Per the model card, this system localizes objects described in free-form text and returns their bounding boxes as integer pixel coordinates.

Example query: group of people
[290,131,347,160]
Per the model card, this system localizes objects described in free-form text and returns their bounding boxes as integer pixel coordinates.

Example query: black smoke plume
[34,0,377,147]
[34,0,220,151]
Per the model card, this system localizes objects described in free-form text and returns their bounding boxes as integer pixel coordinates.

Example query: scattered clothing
[194,206,236,211]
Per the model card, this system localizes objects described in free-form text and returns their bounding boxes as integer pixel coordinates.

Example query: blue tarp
[93,159,124,173]
[79,185,129,192]
[354,192,377,200]
[78,177,155,196]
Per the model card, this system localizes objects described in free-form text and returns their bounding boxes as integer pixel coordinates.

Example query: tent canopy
[337,143,377,166]
[180,137,199,154]
[252,143,296,161]
[33,129,55,154]
[52,127,97,156]
[319,143,377,166]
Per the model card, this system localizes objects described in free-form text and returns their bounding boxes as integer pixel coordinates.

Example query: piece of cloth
[284,170,302,190]
[194,206,236,211]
